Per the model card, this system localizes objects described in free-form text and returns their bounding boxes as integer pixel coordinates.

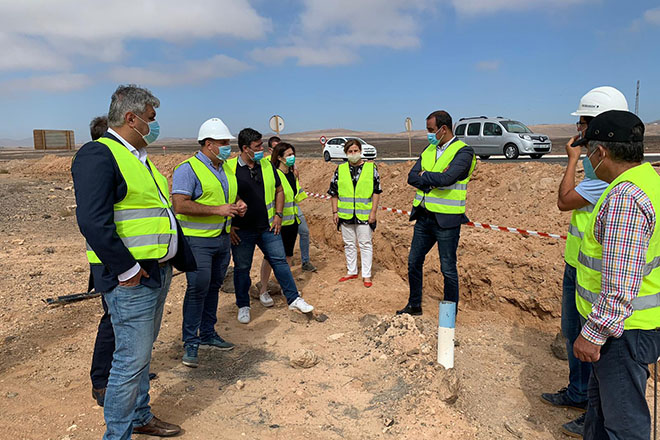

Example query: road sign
[269,115,285,135]
[405,117,413,156]
[320,136,327,145]
[405,117,412,132]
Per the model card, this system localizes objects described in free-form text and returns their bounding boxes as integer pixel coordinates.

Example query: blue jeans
[407,215,461,308]
[584,329,660,440]
[232,228,299,308]
[561,263,591,403]
[298,209,311,264]
[102,264,172,440]
[182,235,231,346]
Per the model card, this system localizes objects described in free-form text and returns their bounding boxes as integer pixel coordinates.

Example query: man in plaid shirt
[572,110,660,439]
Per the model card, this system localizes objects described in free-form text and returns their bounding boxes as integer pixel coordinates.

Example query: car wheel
[324,151,331,162]
[530,154,542,159]
[478,155,490,160]
[504,144,519,160]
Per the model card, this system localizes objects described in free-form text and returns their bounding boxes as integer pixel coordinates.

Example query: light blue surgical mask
[427,132,438,145]
[253,151,264,161]
[583,149,599,180]
[217,145,231,161]
[135,115,160,145]
[285,155,296,167]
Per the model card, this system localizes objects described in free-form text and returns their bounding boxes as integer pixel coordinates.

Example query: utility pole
[635,80,640,115]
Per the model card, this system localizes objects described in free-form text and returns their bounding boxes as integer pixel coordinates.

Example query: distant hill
[0,138,32,148]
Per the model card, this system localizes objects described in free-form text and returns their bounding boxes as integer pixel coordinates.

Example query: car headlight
[518,134,532,141]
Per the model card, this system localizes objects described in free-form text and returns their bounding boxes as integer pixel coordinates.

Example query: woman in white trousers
[328,139,382,288]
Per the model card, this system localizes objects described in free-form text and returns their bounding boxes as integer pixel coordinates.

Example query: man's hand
[216,204,239,217]
[566,135,582,162]
[573,333,601,363]
[333,212,339,226]
[418,170,425,177]
[230,226,241,245]
[271,216,282,235]
[236,200,248,217]
[368,211,377,224]
[119,267,149,287]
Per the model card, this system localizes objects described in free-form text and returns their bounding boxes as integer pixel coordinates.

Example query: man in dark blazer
[72,84,195,439]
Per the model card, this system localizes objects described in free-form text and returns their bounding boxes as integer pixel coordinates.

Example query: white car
[323,137,377,162]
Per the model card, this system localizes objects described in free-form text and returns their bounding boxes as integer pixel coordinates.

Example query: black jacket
[407,140,475,228]
[71,132,196,293]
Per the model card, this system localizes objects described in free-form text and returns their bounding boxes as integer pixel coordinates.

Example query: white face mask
[347,153,361,164]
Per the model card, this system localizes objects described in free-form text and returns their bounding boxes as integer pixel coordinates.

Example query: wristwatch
[275,212,283,218]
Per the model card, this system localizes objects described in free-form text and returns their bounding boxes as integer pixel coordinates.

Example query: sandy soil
[1,154,659,439]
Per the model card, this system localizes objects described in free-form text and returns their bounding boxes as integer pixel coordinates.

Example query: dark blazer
[407,139,475,228]
[72,132,196,293]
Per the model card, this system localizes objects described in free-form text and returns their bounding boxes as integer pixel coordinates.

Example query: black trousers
[90,295,114,389]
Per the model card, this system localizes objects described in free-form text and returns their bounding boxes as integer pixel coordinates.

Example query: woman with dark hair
[258,142,306,306]
[328,139,382,288]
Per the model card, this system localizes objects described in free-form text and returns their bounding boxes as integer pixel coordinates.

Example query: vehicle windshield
[345,137,367,145]
[500,120,532,133]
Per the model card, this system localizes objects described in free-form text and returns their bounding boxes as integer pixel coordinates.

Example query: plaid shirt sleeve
[581,182,655,345]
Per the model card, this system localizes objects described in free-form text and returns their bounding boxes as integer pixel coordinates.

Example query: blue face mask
[217,145,231,161]
[583,150,598,180]
[253,151,264,161]
[285,155,296,167]
[427,132,438,145]
[135,116,160,145]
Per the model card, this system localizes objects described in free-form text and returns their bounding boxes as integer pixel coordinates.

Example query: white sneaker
[259,291,274,307]
[289,297,314,314]
[237,306,251,324]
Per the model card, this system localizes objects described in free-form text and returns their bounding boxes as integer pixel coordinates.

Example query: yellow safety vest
[337,162,374,221]
[227,156,277,226]
[174,155,237,237]
[86,137,175,263]
[276,169,304,226]
[564,204,595,267]
[576,163,660,330]
[412,139,476,214]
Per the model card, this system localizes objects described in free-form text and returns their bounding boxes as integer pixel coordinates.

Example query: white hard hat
[571,86,629,117]
[197,118,235,141]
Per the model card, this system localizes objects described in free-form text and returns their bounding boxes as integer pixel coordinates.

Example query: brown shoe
[133,416,181,437]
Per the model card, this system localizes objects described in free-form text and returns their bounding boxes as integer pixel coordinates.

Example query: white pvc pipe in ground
[437,301,456,368]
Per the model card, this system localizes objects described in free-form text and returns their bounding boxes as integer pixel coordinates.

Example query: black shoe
[561,413,585,438]
[540,387,587,411]
[92,387,105,407]
[149,372,157,381]
[396,305,422,316]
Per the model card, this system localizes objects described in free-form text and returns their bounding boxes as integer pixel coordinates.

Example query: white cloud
[448,0,591,15]
[108,55,251,86]
[0,0,270,71]
[0,73,93,93]
[643,7,660,25]
[252,0,432,66]
[476,60,501,71]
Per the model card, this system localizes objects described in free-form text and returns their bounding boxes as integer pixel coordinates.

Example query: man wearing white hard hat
[540,86,629,437]
[171,118,247,368]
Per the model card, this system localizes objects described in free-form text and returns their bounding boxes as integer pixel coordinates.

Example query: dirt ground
[1,154,660,439]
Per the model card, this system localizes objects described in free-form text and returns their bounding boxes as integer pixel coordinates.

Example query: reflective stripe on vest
[226,157,277,226]
[86,137,175,264]
[174,156,237,237]
[411,139,475,215]
[277,168,303,226]
[337,162,374,221]
[576,163,660,330]
[564,205,595,267]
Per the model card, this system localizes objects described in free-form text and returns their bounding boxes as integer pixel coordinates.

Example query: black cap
[573,110,645,147]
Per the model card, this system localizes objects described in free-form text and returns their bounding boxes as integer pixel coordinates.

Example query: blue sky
[0,0,659,142]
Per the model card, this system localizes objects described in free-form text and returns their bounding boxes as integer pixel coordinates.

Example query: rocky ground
[1,154,659,439]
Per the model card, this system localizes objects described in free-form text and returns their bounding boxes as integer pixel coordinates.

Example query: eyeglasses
[249,165,262,183]
[576,121,588,128]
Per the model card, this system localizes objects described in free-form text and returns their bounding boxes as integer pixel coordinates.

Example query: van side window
[455,124,466,136]
[483,122,502,136]
[467,123,481,136]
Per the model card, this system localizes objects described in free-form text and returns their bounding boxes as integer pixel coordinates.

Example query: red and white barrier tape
[304,191,566,240]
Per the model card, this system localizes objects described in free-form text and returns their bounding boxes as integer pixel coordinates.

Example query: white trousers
[340,223,373,278]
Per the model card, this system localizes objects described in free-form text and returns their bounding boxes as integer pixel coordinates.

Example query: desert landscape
[1,148,660,439]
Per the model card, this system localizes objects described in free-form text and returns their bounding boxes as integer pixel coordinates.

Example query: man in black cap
[571,110,660,439]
